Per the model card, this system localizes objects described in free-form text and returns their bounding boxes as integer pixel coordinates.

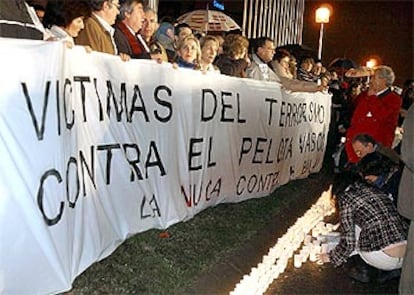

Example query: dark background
[302,0,413,86]
[158,0,414,86]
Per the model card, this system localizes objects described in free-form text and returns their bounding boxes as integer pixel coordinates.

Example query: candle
[321,243,329,254]
[229,186,335,294]
[294,254,303,268]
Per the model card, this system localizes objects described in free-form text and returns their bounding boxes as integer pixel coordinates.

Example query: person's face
[233,47,247,60]
[179,39,198,63]
[313,62,322,75]
[104,0,120,25]
[35,9,45,22]
[65,16,85,37]
[279,56,290,71]
[124,2,144,32]
[301,60,313,72]
[352,141,374,159]
[370,71,387,92]
[201,40,218,65]
[141,10,157,40]
[258,40,275,63]
[321,76,330,87]
[176,27,192,43]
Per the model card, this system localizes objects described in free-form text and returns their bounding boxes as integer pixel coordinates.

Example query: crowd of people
[1,0,413,293]
[2,0,331,92]
[321,67,413,293]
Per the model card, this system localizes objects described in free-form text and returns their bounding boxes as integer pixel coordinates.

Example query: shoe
[346,265,371,283]
[344,256,377,283]
[376,269,401,284]
[344,255,365,269]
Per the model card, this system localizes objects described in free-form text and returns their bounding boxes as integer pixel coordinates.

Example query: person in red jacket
[345,66,402,163]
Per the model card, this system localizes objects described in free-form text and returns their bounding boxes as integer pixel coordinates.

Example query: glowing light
[229,186,338,295]
[315,6,331,60]
[366,59,377,68]
[315,7,330,24]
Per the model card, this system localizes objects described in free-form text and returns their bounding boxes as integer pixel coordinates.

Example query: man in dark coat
[113,0,150,59]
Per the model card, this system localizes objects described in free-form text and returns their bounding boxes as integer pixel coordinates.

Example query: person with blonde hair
[199,35,220,73]
[175,34,201,69]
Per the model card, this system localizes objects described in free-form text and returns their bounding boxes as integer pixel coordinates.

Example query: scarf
[116,21,146,56]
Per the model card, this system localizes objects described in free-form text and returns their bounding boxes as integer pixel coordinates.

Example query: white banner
[0,38,330,294]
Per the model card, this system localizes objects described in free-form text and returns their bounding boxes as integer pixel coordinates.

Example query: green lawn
[71,164,333,294]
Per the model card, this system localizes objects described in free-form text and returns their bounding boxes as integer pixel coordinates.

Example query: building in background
[302,0,413,86]
[149,0,413,86]
[155,0,304,45]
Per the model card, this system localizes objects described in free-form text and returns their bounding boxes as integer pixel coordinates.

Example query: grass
[70,164,333,294]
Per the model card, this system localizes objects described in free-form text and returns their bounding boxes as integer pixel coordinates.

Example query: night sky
[302,0,413,86]
[158,0,413,86]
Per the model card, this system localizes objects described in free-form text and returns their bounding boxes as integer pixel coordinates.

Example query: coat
[398,103,414,220]
[246,54,279,82]
[0,0,43,40]
[345,89,402,163]
[113,22,151,59]
[398,103,414,294]
[75,14,115,55]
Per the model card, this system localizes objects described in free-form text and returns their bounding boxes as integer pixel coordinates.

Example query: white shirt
[47,25,74,45]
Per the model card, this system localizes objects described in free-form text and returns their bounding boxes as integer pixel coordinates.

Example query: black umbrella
[328,58,358,70]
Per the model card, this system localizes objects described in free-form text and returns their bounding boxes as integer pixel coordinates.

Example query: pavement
[184,163,400,294]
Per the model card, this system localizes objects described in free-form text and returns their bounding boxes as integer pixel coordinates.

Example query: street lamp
[315,7,330,60]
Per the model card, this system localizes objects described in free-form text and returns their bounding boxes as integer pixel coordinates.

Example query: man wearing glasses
[246,37,278,82]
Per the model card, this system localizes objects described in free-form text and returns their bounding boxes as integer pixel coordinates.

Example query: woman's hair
[357,152,392,177]
[43,0,91,29]
[273,48,291,63]
[176,34,201,64]
[199,35,218,49]
[332,172,359,196]
[222,34,249,58]
[299,56,315,66]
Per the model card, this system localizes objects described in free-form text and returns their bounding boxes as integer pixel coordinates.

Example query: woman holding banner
[43,0,91,48]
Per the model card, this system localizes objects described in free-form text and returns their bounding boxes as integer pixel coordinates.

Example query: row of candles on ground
[229,186,339,295]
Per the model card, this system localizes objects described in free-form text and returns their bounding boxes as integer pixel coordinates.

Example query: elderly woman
[199,35,220,73]
[320,175,408,283]
[43,0,91,47]
[175,34,201,69]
